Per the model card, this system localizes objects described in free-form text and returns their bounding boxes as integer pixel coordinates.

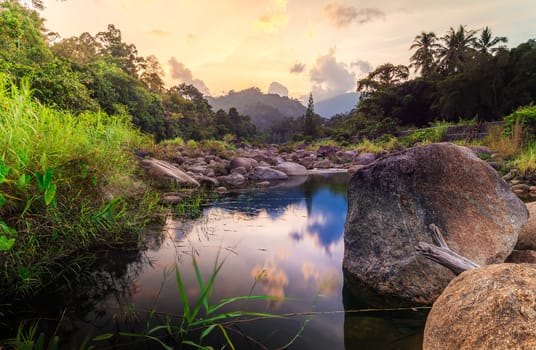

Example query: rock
[423,264,536,350]
[140,158,200,188]
[215,186,227,194]
[229,157,259,171]
[193,175,219,188]
[298,156,315,169]
[317,145,340,158]
[313,159,331,169]
[248,167,288,181]
[467,145,492,157]
[516,202,536,250]
[217,173,246,188]
[274,162,308,176]
[343,143,528,305]
[353,152,376,165]
[256,181,271,188]
[506,250,536,263]
[230,166,248,176]
[512,183,530,193]
[160,195,182,205]
[348,164,365,177]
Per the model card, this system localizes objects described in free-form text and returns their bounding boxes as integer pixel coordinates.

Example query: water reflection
[2,173,426,349]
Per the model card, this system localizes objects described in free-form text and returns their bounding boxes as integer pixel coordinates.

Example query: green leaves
[0,235,15,251]
[35,167,56,207]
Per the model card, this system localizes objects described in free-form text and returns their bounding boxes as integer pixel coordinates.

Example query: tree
[357,63,409,95]
[409,32,439,77]
[303,93,318,138]
[437,25,477,75]
[475,26,507,55]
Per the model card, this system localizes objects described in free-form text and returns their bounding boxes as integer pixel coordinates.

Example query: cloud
[268,81,288,97]
[309,48,356,101]
[147,29,172,37]
[256,0,288,33]
[351,59,373,74]
[290,62,306,74]
[324,1,384,28]
[168,57,211,95]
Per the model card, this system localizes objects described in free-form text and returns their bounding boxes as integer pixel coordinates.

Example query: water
[4,173,427,349]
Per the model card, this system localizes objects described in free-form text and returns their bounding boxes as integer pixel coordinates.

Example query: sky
[40,0,536,101]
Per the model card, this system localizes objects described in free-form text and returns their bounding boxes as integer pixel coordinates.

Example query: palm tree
[437,25,477,75]
[475,26,508,54]
[409,32,439,77]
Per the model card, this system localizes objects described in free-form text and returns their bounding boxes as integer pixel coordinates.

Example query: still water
[13,173,427,349]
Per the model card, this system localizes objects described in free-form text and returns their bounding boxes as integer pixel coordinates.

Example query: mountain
[206,87,306,131]
[315,92,360,118]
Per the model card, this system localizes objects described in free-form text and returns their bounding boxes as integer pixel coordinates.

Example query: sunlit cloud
[290,62,306,74]
[351,59,373,75]
[310,48,356,100]
[324,1,385,28]
[168,57,211,95]
[147,29,172,37]
[251,259,289,309]
[256,0,289,32]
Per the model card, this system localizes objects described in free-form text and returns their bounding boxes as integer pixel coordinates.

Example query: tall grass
[0,77,148,297]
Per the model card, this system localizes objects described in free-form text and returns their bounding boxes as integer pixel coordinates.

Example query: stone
[248,167,288,181]
[140,158,200,188]
[160,195,182,205]
[343,143,528,305]
[347,164,365,177]
[274,162,308,176]
[299,156,315,169]
[193,175,219,188]
[516,202,536,250]
[229,157,259,171]
[230,166,248,176]
[313,159,331,169]
[256,181,271,188]
[506,250,536,263]
[217,173,246,188]
[317,145,340,158]
[352,152,377,165]
[215,186,227,194]
[423,264,536,350]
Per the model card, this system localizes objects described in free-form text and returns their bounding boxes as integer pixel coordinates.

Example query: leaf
[0,193,5,209]
[17,174,31,190]
[35,171,45,192]
[40,153,48,170]
[0,221,17,237]
[0,160,8,184]
[44,183,57,206]
[176,266,191,322]
[80,162,89,179]
[0,236,15,251]
[43,168,53,188]
[92,333,114,341]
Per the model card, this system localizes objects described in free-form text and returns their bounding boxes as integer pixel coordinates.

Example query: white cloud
[309,49,356,101]
[324,1,385,28]
[168,57,211,95]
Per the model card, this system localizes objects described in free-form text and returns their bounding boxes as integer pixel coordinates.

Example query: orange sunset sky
[40,0,535,101]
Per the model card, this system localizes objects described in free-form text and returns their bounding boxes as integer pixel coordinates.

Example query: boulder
[248,167,288,181]
[343,143,528,305]
[352,152,377,165]
[506,250,536,263]
[217,173,246,188]
[423,264,536,350]
[317,145,340,158]
[313,159,331,169]
[298,156,315,169]
[274,162,308,176]
[229,157,258,171]
[515,202,536,250]
[140,158,200,188]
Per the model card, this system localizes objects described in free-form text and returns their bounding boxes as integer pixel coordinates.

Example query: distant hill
[315,92,360,118]
[206,87,306,131]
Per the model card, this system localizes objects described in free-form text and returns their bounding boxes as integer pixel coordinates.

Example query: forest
[1,1,535,144]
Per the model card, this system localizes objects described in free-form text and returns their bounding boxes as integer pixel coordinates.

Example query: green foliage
[0,78,145,296]
[399,125,448,147]
[504,104,536,145]
[512,142,536,176]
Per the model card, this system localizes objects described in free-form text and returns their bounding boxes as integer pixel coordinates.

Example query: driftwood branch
[416,224,480,275]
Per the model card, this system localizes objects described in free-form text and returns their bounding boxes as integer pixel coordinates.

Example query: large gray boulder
[423,264,536,350]
[343,143,528,305]
[248,167,288,181]
[274,162,308,176]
